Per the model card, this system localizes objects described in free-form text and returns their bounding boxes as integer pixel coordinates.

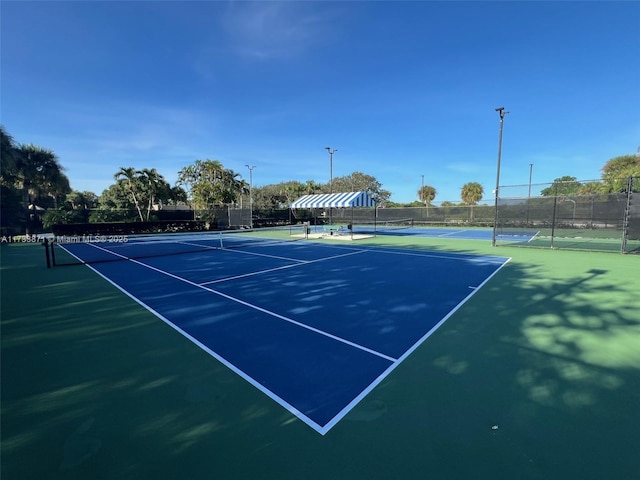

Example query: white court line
[437,229,466,238]
[84,242,396,363]
[199,249,368,286]
[279,239,510,264]
[68,241,511,435]
[352,246,506,264]
[55,243,329,435]
[319,255,512,434]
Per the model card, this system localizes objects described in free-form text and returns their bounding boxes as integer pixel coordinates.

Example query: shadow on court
[1,242,639,480]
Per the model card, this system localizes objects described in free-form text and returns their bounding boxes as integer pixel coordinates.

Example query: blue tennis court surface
[362,225,537,242]
[57,236,510,434]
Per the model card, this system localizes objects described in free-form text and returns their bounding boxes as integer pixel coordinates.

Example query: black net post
[50,239,56,266]
[43,238,51,268]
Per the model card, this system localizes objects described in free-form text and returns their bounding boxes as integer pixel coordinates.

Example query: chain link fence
[287,203,496,226]
[284,177,639,254]
[494,177,639,254]
[43,177,638,254]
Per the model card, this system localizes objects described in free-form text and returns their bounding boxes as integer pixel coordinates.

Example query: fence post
[550,183,559,249]
[621,176,633,253]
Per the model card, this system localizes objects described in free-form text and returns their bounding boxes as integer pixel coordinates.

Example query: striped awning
[290,191,376,209]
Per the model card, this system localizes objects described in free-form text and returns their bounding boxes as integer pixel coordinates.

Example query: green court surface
[1,238,639,480]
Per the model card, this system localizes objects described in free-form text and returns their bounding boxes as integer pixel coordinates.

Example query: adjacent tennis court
[305,220,537,242]
[48,229,509,434]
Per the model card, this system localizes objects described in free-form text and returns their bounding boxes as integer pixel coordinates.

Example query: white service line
[200,249,369,285]
[321,256,512,433]
[85,241,395,362]
[437,229,465,237]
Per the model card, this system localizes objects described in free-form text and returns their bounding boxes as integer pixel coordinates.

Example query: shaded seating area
[290,191,376,240]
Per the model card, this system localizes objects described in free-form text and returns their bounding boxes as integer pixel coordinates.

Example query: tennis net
[353,218,414,234]
[50,225,306,266]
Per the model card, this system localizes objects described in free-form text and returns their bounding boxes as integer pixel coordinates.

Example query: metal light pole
[245,165,255,229]
[492,107,508,247]
[526,163,533,226]
[325,147,337,225]
[325,147,338,193]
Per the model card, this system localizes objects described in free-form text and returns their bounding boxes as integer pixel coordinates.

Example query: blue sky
[2,1,639,204]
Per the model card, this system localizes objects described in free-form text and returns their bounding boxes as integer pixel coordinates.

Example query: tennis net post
[43,238,51,268]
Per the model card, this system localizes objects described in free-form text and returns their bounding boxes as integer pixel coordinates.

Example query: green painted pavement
[2,239,639,480]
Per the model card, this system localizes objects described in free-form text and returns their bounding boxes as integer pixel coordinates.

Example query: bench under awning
[290,191,376,209]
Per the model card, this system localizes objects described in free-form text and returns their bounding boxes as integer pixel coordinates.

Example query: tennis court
[307,220,537,243]
[47,229,509,434]
[2,232,638,480]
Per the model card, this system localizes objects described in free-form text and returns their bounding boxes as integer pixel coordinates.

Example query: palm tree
[0,125,18,185]
[168,186,187,205]
[15,145,71,232]
[10,144,71,233]
[43,170,71,208]
[461,182,484,221]
[418,185,437,206]
[577,182,606,195]
[304,180,321,195]
[178,159,229,222]
[140,168,166,220]
[221,168,245,205]
[114,167,144,221]
[279,181,305,206]
[601,154,640,193]
[66,190,97,223]
[1,126,24,232]
[418,184,437,217]
[235,178,250,208]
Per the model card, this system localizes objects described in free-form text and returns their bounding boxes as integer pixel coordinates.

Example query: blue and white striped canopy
[290,191,376,209]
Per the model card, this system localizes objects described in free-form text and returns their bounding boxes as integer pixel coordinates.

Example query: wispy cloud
[23,99,224,191]
[220,1,332,61]
[446,162,482,174]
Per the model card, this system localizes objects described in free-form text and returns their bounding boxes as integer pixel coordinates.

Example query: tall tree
[417,185,437,206]
[0,125,18,185]
[237,178,250,208]
[97,181,139,221]
[140,168,167,220]
[540,176,582,196]
[460,182,484,220]
[101,170,176,221]
[279,181,306,205]
[221,168,246,205]
[15,144,70,208]
[601,154,640,192]
[168,185,188,205]
[43,169,71,208]
[114,167,145,221]
[66,190,98,223]
[252,184,288,209]
[14,145,71,234]
[177,159,252,226]
[330,172,391,204]
[303,180,321,195]
[577,182,606,195]
[0,126,23,231]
